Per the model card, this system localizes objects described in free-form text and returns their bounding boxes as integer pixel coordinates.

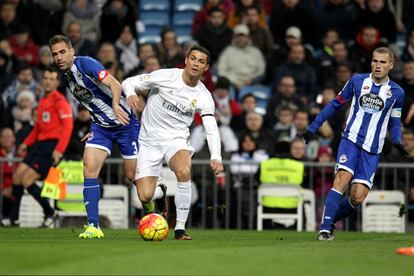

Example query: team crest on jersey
[386,90,392,98]
[191,99,197,109]
[339,154,347,163]
[359,93,384,114]
[73,83,93,103]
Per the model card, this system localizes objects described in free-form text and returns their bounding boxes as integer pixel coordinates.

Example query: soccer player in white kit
[122,45,224,240]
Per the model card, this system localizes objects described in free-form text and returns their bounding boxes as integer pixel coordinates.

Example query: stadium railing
[1,158,413,231]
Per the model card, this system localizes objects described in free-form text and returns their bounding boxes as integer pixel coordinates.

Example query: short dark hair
[186,45,211,65]
[43,65,61,79]
[373,47,394,63]
[241,92,256,103]
[49,34,72,49]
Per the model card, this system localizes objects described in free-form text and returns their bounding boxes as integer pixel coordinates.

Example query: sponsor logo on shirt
[339,154,347,163]
[358,93,384,113]
[162,100,193,117]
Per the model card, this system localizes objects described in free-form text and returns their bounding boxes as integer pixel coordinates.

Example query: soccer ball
[138,213,169,241]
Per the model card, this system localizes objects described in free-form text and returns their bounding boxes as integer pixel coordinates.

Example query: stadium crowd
[1,0,414,226]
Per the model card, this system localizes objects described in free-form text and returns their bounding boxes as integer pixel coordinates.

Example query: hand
[210,159,224,175]
[81,132,92,142]
[393,143,409,157]
[113,104,130,125]
[302,130,315,144]
[52,150,62,165]
[126,94,140,112]
[17,143,27,156]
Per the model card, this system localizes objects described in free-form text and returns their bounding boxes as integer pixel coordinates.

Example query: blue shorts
[86,116,139,159]
[335,138,380,189]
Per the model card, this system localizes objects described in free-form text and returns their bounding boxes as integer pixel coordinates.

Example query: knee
[138,190,154,204]
[349,195,364,207]
[83,163,99,178]
[21,177,34,188]
[175,167,191,182]
[125,170,135,182]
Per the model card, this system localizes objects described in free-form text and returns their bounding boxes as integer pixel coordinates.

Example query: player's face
[371,52,393,82]
[184,50,209,79]
[50,41,75,71]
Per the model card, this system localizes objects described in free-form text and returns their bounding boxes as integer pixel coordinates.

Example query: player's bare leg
[136,176,158,214]
[169,150,193,240]
[79,147,107,238]
[123,158,136,182]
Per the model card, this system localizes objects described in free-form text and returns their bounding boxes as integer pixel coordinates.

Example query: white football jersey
[123,68,215,143]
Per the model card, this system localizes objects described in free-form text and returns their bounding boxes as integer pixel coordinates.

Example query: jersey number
[132,141,138,155]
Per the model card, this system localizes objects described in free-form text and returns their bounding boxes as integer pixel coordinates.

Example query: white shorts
[135,138,194,180]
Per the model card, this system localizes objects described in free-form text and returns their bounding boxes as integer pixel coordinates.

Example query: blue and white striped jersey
[309,73,404,154]
[64,56,133,127]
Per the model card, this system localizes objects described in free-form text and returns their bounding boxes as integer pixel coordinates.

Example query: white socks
[152,185,163,200]
[174,180,192,230]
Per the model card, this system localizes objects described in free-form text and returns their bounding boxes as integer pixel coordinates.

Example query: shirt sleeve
[78,57,108,82]
[122,69,172,97]
[202,115,222,161]
[55,98,74,153]
[389,90,404,144]
[308,77,354,134]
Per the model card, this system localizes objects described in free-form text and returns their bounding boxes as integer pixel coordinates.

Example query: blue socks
[333,197,357,223]
[83,178,100,228]
[320,188,342,232]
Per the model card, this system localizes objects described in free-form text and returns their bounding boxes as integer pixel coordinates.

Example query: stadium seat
[172,11,196,26]
[257,184,303,231]
[362,190,405,233]
[174,0,203,12]
[302,188,316,231]
[140,0,170,12]
[19,183,50,227]
[140,11,170,27]
[174,25,193,44]
[138,26,163,44]
[99,185,129,229]
[238,85,272,102]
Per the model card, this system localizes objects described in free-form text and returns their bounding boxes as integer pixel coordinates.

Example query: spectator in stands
[192,0,233,38]
[140,55,161,74]
[2,63,38,110]
[402,28,414,62]
[62,0,101,43]
[158,28,184,69]
[266,75,305,128]
[212,76,242,126]
[65,21,97,58]
[227,0,266,28]
[289,137,306,161]
[194,7,233,65]
[352,0,396,44]
[0,43,16,93]
[333,62,354,92]
[244,5,274,58]
[100,0,136,44]
[217,24,265,90]
[0,2,18,40]
[126,42,157,77]
[96,42,124,81]
[115,25,139,75]
[274,44,318,104]
[349,25,385,72]
[401,61,414,128]
[240,111,274,154]
[265,26,314,83]
[268,0,314,45]
[6,67,73,228]
[9,23,40,66]
[294,109,309,138]
[65,105,90,161]
[0,127,17,221]
[315,0,356,44]
[273,105,296,142]
[11,90,35,132]
[33,46,54,82]
[230,92,256,132]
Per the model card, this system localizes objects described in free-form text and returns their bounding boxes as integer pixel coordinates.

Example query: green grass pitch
[0,228,413,275]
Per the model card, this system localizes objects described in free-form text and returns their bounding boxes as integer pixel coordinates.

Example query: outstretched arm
[102,74,130,125]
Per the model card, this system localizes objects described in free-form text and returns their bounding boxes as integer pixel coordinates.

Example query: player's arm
[304,78,354,142]
[390,91,408,156]
[101,73,130,125]
[53,98,74,164]
[200,93,224,175]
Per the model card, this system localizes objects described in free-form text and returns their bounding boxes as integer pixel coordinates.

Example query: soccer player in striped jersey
[49,35,143,239]
[122,45,224,240]
[303,47,408,240]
